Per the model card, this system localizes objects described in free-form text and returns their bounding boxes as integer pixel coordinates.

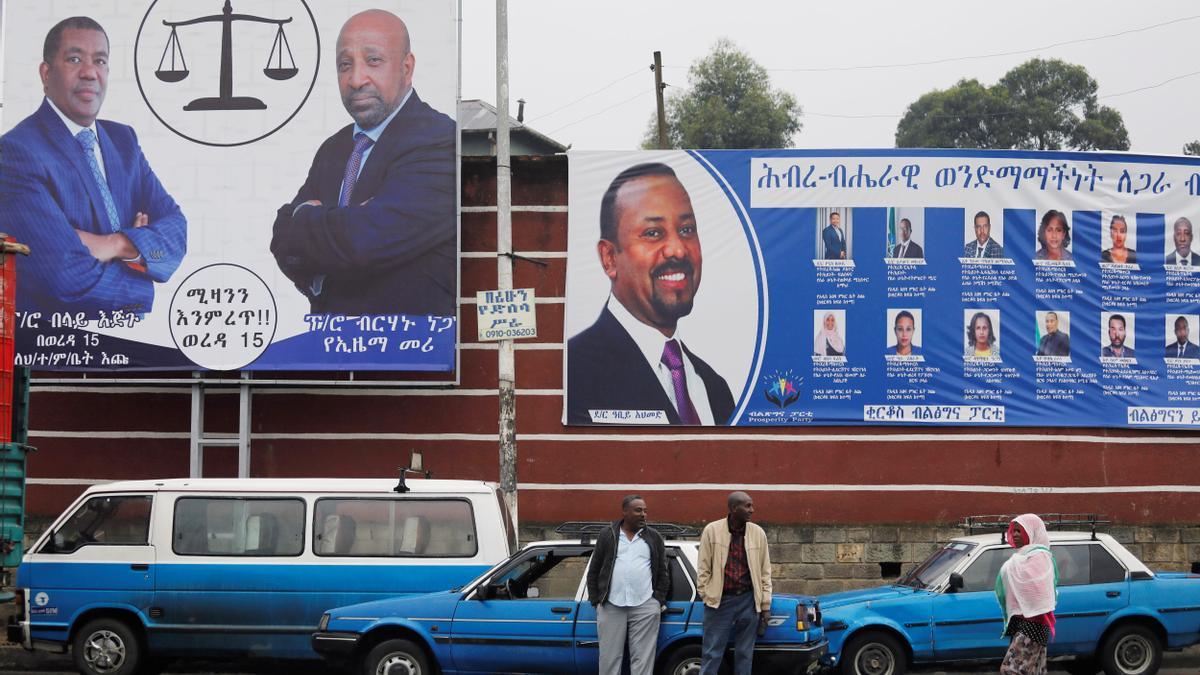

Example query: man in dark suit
[891,217,923,259]
[822,211,847,259]
[0,17,186,316]
[567,163,735,426]
[271,9,455,316]
[1165,217,1200,267]
[1036,311,1070,357]
[1166,316,1200,359]
[1102,314,1135,359]
[962,211,1004,258]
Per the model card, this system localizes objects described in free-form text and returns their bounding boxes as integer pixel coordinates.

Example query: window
[668,553,695,601]
[1052,545,1090,586]
[44,495,152,553]
[485,548,591,600]
[959,547,1014,593]
[1090,545,1126,584]
[313,498,477,557]
[173,498,304,556]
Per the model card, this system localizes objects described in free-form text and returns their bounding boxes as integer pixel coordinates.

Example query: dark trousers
[700,590,757,675]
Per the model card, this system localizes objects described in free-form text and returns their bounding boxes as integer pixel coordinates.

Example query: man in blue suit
[1166,316,1200,359]
[271,9,455,316]
[822,211,847,260]
[0,17,187,317]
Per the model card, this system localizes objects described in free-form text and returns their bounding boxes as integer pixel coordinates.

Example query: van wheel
[840,631,906,675]
[1100,624,1161,675]
[659,643,702,675]
[72,618,142,675]
[362,638,431,675]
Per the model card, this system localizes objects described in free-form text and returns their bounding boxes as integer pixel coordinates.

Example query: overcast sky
[459,0,1200,154]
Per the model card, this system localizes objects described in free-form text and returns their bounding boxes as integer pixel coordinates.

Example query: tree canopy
[895,58,1130,151]
[1183,140,1200,156]
[642,39,802,149]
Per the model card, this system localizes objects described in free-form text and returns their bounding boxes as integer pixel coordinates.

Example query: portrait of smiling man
[271,8,456,316]
[567,162,735,426]
[0,16,187,317]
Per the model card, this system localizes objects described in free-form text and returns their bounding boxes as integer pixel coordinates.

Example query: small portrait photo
[817,207,853,261]
[887,308,922,357]
[1165,314,1200,360]
[1100,213,1137,265]
[887,208,925,260]
[962,210,1005,259]
[1165,216,1200,267]
[1035,310,1071,357]
[1101,312,1136,359]
[1034,209,1072,262]
[813,309,847,358]
[964,309,1000,359]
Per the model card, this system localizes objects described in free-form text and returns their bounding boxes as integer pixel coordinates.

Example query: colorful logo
[763,369,802,408]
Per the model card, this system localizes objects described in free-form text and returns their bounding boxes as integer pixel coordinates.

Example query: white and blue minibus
[6,478,514,675]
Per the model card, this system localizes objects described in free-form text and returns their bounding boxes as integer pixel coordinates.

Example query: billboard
[565,150,1200,429]
[0,0,459,372]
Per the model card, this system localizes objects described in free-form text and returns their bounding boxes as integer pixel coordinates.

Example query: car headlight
[318,613,330,631]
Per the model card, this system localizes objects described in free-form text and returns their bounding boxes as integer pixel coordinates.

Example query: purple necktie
[660,339,702,425]
[338,132,375,207]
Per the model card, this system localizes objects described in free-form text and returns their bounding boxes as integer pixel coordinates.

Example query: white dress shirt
[47,98,105,179]
[609,528,653,607]
[607,297,716,425]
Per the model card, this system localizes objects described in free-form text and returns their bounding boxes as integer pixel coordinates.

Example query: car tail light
[796,601,821,631]
[814,600,822,627]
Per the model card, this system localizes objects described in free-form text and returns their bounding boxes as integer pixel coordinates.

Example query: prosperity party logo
[763,369,802,408]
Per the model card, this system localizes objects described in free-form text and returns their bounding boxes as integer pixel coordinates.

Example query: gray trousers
[597,597,661,675]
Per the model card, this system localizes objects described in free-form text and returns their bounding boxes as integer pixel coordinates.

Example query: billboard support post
[495,0,518,529]
[653,51,667,149]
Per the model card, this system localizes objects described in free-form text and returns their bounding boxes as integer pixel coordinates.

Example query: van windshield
[46,495,152,553]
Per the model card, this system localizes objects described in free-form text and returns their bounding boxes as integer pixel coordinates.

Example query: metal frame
[961,513,1110,540]
[189,373,251,478]
[554,521,702,544]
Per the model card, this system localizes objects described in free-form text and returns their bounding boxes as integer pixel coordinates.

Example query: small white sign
[476,289,537,341]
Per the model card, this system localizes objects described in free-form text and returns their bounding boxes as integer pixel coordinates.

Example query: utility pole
[495,0,518,532]
[653,51,668,149]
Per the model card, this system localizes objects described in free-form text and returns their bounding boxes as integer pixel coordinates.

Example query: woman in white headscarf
[814,312,845,356]
[995,513,1058,675]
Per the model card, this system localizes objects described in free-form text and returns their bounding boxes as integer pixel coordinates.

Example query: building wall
[21,156,1200,559]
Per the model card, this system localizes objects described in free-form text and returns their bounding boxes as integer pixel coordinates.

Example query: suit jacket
[1037,330,1070,357]
[1165,251,1200,267]
[566,306,735,425]
[271,90,456,315]
[1102,345,1135,359]
[0,99,186,315]
[822,225,846,259]
[962,238,1004,258]
[891,240,923,258]
[1166,341,1200,359]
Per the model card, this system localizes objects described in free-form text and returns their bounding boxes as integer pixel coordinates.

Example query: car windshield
[897,541,976,589]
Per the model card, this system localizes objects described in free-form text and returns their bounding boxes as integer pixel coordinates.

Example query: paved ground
[0,644,1198,674]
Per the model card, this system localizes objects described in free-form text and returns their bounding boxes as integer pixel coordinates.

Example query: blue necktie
[75,129,121,233]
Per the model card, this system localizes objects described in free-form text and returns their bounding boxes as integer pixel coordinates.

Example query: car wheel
[1100,624,1162,675]
[71,618,143,675]
[362,638,432,675]
[658,643,703,675]
[840,631,906,675]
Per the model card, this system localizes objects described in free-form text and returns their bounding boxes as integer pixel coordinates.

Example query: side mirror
[526,587,540,599]
[947,572,964,592]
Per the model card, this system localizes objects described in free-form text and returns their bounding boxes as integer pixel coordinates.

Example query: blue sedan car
[821,531,1200,675]
[312,538,827,675]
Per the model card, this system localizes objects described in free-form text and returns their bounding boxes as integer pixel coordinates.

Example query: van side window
[43,495,152,553]
[173,498,304,557]
[313,498,477,557]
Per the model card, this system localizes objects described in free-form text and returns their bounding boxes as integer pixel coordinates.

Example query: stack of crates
[0,235,33,582]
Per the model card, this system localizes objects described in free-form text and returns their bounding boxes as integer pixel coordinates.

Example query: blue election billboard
[564,149,1200,429]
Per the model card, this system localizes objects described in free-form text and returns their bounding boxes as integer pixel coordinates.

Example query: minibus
[7,478,514,675]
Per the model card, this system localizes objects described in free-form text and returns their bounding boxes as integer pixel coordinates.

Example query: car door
[1049,543,1128,655]
[450,546,591,673]
[574,546,696,671]
[932,545,1013,660]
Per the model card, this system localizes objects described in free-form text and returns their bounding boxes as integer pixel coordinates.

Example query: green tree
[896,58,1129,151]
[642,40,801,149]
[1183,140,1200,156]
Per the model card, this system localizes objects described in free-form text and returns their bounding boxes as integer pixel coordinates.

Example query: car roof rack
[554,521,702,544]
[961,513,1110,542]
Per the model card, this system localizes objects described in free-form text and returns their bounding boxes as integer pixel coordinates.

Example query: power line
[525,68,644,123]
[1100,69,1200,99]
[661,13,1200,74]
[545,90,653,135]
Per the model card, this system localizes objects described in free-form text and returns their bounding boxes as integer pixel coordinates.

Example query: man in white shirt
[1165,217,1200,267]
[566,163,735,425]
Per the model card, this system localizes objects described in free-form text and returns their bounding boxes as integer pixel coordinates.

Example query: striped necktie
[75,129,121,232]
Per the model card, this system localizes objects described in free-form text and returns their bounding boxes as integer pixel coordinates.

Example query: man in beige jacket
[696,491,772,675]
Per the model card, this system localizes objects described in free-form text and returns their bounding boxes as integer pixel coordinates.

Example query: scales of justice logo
[134,0,320,146]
